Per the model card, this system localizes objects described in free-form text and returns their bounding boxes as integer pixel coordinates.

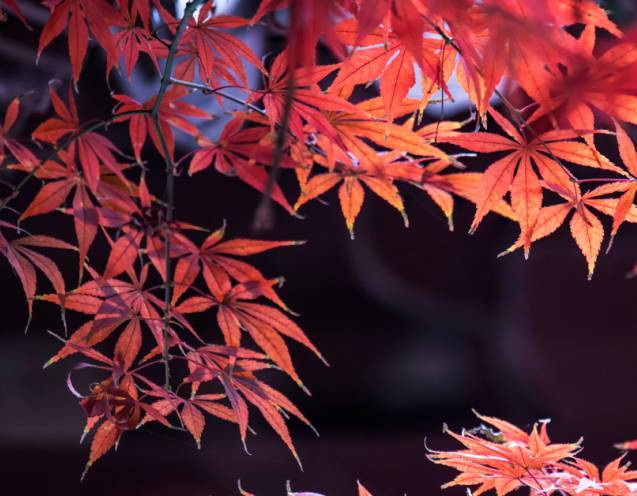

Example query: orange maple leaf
[428,411,581,496]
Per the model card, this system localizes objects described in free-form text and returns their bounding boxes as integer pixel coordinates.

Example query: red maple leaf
[32,86,123,194]
[0,97,37,168]
[179,4,265,87]
[189,116,296,213]
[38,0,120,83]
[113,87,210,162]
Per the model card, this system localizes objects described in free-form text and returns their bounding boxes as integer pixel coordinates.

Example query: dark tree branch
[150,0,206,391]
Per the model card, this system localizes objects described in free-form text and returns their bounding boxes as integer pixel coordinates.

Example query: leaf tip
[293,450,304,472]
[309,422,320,437]
[318,353,330,367]
[296,379,311,396]
[606,235,616,254]
[241,437,252,456]
[470,408,483,419]
[43,357,56,369]
[497,244,516,258]
[401,210,409,228]
[80,462,91,482]
[23,311,32,334]
[80,429,89,445]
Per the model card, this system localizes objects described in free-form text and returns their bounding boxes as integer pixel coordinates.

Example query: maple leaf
[140,344,314,466]
[139,393,234,449]
[44,319,120,368]
[113,87,209,162]
[189,116,296,213]
[558,456,637,496]
[429,0,618,122]
[0,231,74,324]
[17,150,79,221]
[38,0,120,84]
[89,184,205,285]
[40,170,187,284]
[182,344,314,467]
[252,51,357,145]
[548,0,621,35]
[476,1,579,115]
[81,419,121,480]
[75,374,170,479]
[601,120,637,252]
[99,217,154,282]
[0,97,37,168]
[353,0,435,73]
[441,107,621,256]
[385,157,515,231]
[383,119,516,229]
[318,86,449,165]
[43,264,201,368]
[111,0,160,79]
[114,0,173,31]
[179,4,265,86]
[499,166,637,279]
[12,149,133,279]
[32,86,123,194]
[250,0,347,65]
[170,223,303,309]
[294,142,409,239]
[149,16,255,87]
[522,26,637,131]
[428,411,581,496]
[177,277,324,388]
[331,18,454,124]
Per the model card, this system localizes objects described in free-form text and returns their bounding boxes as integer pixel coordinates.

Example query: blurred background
[2,1,637,494]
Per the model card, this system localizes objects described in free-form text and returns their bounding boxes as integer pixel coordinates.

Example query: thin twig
[170,78,267,116]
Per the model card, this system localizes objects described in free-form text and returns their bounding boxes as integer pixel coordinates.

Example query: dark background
[1,1,637,494]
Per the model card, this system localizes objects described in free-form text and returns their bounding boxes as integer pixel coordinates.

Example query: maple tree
[2,0,637,492]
